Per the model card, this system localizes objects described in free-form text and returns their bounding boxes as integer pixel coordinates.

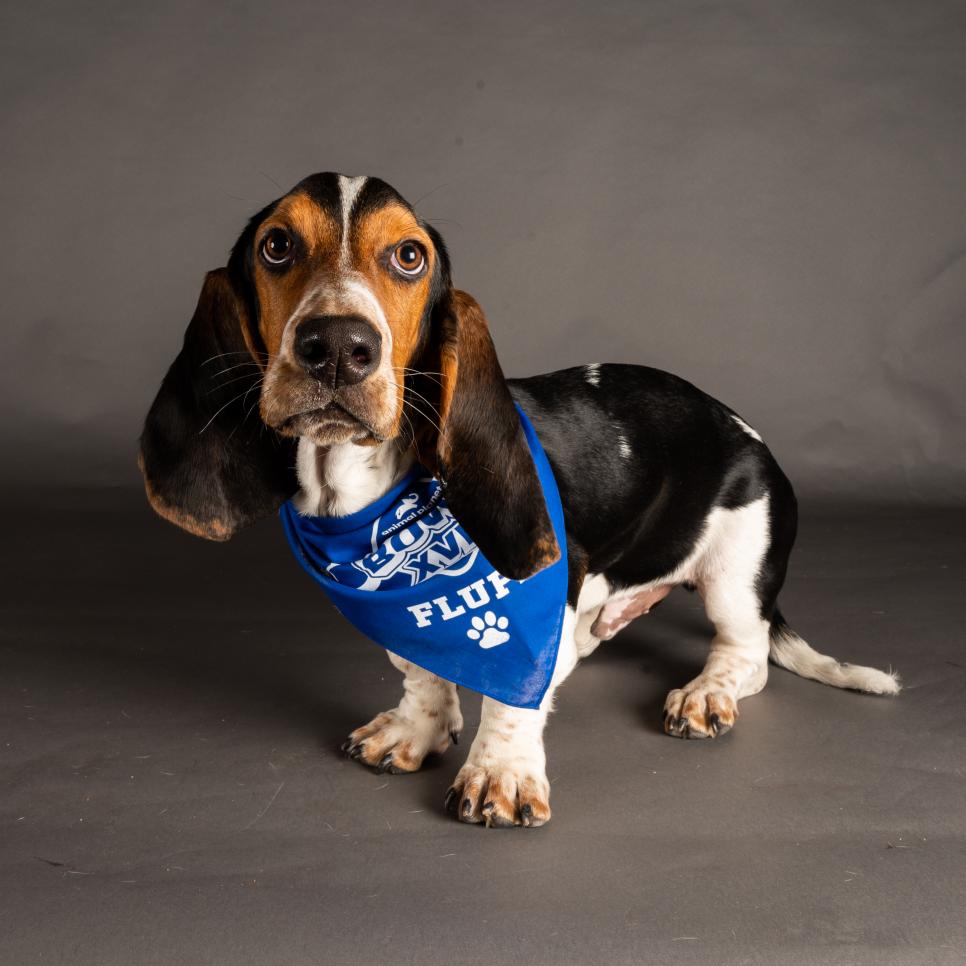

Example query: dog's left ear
[138,266,298,540]
[417,288,560,580]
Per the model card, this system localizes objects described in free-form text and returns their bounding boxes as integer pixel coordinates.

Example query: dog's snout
[294,315,382,387]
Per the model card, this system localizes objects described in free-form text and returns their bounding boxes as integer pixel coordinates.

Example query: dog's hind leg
[664,497,774,739]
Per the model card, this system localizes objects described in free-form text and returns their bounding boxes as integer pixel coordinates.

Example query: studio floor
[2,490,964,966]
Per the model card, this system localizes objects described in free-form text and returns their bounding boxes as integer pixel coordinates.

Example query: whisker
[391,366,444,388]
[411,182,450,208]
[206,371,265,394]
[398,403,417,447]
[392,375,420,447]
[393,367,445,376]
[243,386,263,421]
[258,169,283,191]
[402,385,443,421]
[200,350,269,367]
[228,380,265,439]
[198,382,265,436]
[407,408,445,446]
[401,393,447,444]
[208,360,265,380]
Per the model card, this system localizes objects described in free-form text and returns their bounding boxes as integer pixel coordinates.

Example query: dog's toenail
[376,752,394,773]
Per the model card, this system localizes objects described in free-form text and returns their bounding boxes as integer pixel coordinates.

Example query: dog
[139,172,900,829]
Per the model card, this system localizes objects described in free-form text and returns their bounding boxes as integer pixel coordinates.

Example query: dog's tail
[768,610,900,695]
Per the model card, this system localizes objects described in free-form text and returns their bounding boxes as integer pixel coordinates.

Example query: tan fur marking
[530,533,562,572]
[664,686,739,738]
[344,669,462,775]
[707,692,738,726]
[517,778,551,827]
[141,472,232,541]
[252,193,341,356]
[480,775,517,827]
[350,203,436,434]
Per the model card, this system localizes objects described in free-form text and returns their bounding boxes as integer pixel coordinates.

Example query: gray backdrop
[2,0,965,503]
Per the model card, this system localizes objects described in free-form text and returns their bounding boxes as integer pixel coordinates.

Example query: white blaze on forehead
[585,363,601,387]
[338,174,367,265]
[342,276,389,336]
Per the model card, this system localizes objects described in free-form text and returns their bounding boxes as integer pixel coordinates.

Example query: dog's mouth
[278,400,382,444]
[279,401,354,431]
[261,362,394,445]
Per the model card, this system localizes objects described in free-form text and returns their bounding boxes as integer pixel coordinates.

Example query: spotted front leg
[343,653,462,773]
[445,695,553,827]
[445,611,579,828]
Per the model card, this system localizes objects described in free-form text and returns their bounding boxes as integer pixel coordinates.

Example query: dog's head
[139,173,559,579]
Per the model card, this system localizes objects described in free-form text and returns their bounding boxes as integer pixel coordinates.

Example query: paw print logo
[466,611,510,649]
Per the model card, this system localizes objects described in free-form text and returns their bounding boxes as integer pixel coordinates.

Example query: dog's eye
[390,241,425,277]
[261,229,294,266]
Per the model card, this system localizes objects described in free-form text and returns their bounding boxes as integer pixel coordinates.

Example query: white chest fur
[294,437,414,518]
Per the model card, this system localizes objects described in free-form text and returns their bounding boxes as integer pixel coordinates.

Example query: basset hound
[139,172,900,829]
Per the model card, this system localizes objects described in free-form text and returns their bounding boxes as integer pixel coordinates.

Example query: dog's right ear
[138,267,297,540]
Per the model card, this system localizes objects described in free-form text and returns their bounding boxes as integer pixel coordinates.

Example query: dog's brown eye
[261,229,293,266]
[390,241,425,277]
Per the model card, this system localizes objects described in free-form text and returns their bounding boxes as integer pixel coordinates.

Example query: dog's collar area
[279,405,570,710]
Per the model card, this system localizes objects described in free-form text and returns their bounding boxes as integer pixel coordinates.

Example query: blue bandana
[279,406,568,710]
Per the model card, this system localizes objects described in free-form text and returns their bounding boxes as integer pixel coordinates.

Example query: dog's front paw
[444,762,551,828]
[342,706,462,774]
[663,685,738,739]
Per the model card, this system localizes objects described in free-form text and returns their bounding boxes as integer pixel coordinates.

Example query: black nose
[293,315,382,387]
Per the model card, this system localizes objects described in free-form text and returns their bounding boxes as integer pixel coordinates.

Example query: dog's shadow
[584,595,714,733]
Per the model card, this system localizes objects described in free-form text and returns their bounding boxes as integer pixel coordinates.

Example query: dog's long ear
[139,267,297,540]
[418,288,560,580]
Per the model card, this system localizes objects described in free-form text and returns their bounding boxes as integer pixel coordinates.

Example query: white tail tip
[769,625,901,695]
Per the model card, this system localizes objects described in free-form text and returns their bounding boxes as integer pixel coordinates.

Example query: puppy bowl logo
[467,611,510,649]
[347,500,479,590]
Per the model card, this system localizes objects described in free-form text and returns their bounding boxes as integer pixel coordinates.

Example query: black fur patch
[509,364,798,615]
